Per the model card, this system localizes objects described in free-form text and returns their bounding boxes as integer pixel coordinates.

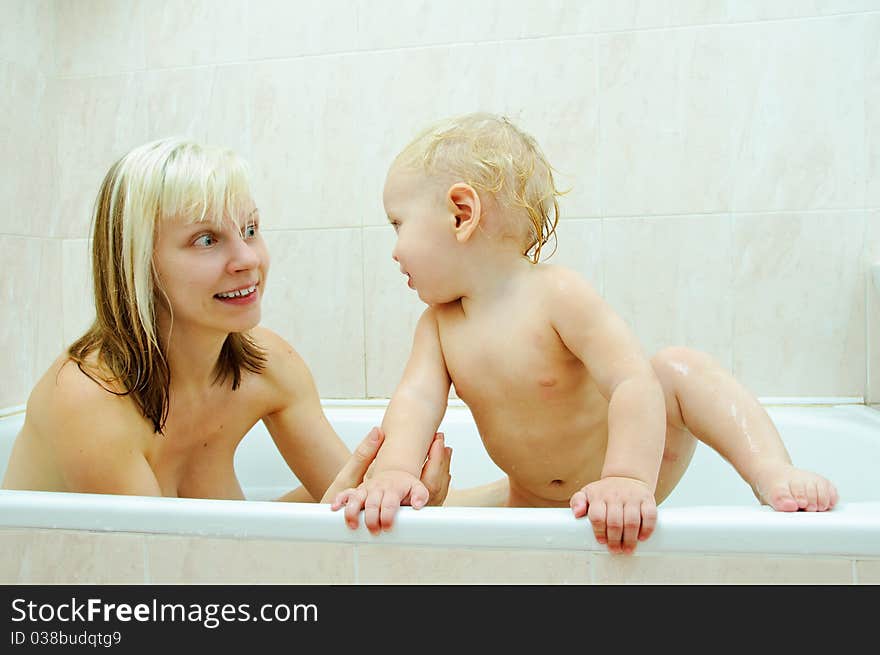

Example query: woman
[2,137,453,503]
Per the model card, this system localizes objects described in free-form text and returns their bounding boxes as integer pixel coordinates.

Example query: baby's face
[383,165,462,305]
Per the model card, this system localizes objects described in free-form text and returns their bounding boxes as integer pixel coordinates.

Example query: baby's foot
[751,463,838,512]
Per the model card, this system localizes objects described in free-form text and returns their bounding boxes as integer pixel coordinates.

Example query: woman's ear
[447,183,482,243]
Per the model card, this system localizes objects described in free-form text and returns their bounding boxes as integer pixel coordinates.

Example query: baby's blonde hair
[394,113,563,262]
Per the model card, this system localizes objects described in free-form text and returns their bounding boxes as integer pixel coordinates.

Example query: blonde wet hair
[68,137,265,434]
[394,112,564,262]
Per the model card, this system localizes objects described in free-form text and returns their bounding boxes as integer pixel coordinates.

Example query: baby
[333,113,838,554]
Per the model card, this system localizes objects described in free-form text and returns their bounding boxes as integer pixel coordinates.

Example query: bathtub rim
[2,399,878,558]
[0,489,878,557]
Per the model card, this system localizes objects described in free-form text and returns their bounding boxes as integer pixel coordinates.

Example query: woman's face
[152,199,270,336]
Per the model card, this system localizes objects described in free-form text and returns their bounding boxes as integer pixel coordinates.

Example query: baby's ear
[447,183,481,242]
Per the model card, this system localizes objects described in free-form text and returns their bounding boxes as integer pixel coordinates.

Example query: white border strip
[0,396,864,420]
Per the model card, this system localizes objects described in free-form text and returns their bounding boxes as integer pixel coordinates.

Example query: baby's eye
[243,222,258,238]
[194,233,216,247]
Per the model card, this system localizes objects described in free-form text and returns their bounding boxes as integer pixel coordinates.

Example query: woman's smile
[214,281,260,305]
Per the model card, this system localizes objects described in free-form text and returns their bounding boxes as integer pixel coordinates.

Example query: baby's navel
[550,479,564,487]
[538,377,557,387]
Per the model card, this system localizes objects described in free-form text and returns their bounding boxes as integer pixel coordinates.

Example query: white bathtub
[1,401,879,584]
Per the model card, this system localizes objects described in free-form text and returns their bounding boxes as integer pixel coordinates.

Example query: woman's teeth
[216,284,257,299]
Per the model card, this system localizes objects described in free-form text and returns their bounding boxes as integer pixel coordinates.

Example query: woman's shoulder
[246,326,308,369]
[19,354,158,495]
[243,326,315,399]
[27,353,144,438]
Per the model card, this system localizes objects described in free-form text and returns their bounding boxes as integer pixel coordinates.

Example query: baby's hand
[331,470,429,535]
[569,476,658,555]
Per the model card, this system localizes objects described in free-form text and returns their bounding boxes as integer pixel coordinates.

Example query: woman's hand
[320,427,452,505]
[421,431,452,506]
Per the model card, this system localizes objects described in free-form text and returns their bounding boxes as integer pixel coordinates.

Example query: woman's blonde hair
[68,137,266,434]
[394,113,564,262]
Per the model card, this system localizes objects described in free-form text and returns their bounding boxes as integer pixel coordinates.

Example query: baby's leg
[654,422,697,505]
[650,347,838,512]
[444,477,510,507]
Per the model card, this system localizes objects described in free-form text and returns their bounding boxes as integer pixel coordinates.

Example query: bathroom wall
[0,527,877,584]
[1,0,878,407]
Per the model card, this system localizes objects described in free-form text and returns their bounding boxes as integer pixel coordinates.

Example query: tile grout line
[143,535,151,584]
[865,227,871,404]
[729,213,737,376]
[353,544,360,584]
[361,226,368,398]
[594,34,602,223]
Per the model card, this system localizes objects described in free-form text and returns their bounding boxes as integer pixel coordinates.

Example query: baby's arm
[547,267,666,554]
[334,307,451,534]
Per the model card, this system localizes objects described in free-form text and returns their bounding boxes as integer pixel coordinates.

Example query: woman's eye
[194,234,216,247]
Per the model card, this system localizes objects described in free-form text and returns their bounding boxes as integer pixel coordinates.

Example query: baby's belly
[474,408,609,507]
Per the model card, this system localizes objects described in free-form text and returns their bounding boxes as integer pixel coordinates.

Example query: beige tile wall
[357,543,592,584]
[732,212,867,397]
[7,529,147,584]
[591,552,854,584]
[869,14,880,208]
[0,238,64,405]
[145,534,356,584]
[856,558,880,583]
[2,1,879,406]
[260,229,366,397]
[1,528,875,584]
[603,215,733,367]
